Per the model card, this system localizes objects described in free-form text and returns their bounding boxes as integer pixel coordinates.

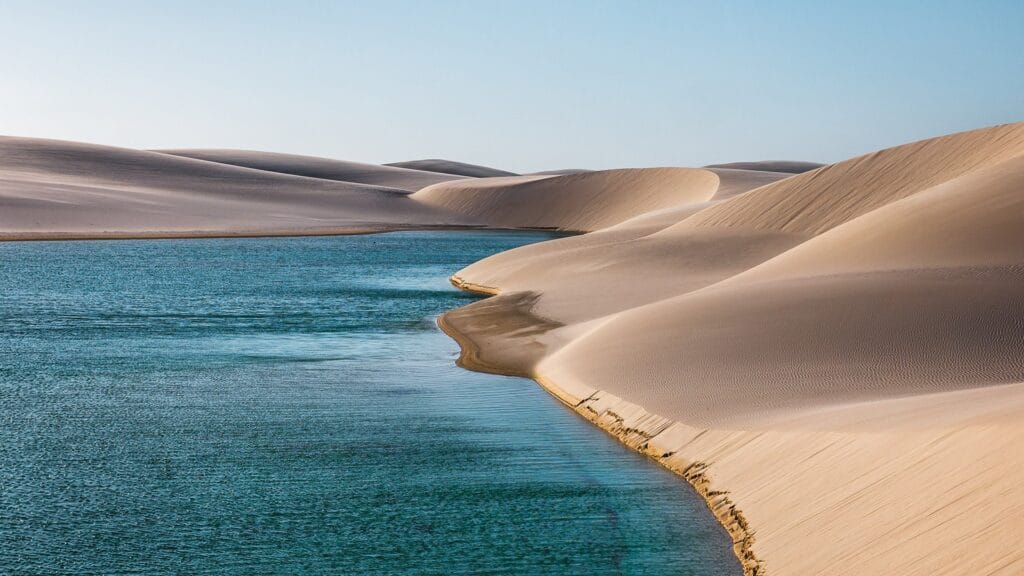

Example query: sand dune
[705,160,824,174]
[0,136,465,239]
[542,124,1024,425]
[158,149,464,191]
[444,166,799,328]
[440,122,1024,575]
[527,168,594,176]
[411,168,724,231]
[542,152,1024,427]
[689,122,1024,235]
[386,158,517,178]
[739,154,1024,275]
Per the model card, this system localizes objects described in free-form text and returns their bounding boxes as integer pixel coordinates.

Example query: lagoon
[0,232,738,575]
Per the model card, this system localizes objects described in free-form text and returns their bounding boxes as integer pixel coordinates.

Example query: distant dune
[527,168,594,176]
[5,123,1024,576]
[704,160,824,174]
[411,168,725,231]
[158,149,465,191]
[0,137,462,240]
[386,158,517,178]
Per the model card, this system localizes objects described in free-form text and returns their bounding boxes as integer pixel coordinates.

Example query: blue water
[0,232,739,575]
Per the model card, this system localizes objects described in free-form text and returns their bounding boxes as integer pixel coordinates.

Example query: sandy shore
[436,287,767,570]
[5,124,1024,574]
[440,289,1024,575]
[437,281,764,574]
[438,122,1024,575]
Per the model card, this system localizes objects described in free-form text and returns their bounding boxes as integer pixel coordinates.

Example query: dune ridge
[2,137,708,240]
[440,122,1024,575]
[410,168,725,231]
[386,158,517,178]
[0,136,476,240]
[689,122,1024,235]
[704,160,824,174]
[157,149,465,191]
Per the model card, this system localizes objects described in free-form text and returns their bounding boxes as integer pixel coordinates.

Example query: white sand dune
[411,168,725,231]
[0,136,466,240]
[158,149,464,191]
[444,166,797,328]
[527,168,594,176]
[440,122,1024,575]
[544,124,1024,424]
[386,158,517,178]
[689,122,1024,235]
[704,160,824,174]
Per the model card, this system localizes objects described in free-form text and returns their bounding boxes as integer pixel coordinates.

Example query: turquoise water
[0,232,739,575]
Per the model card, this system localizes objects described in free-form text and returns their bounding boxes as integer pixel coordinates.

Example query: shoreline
[0,225,576,243]
[438,278,762,576]
[0,225,477,243]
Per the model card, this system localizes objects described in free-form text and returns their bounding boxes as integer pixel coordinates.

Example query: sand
[440,122,1024,575]
[5,122,1024,575]
[386,158,518,178]
[0,136,477,240]
[158,149,468,191]
[411,168,727,231]
[704,160,824,174]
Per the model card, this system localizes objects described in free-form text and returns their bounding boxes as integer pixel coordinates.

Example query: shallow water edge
[440,275,760,575]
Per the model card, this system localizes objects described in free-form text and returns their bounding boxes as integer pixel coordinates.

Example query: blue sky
[1,1,1022,172]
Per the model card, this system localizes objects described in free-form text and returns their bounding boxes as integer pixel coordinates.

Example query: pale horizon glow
[2,0,1022,172]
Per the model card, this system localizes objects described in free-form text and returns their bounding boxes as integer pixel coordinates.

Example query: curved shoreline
[0,225,578,243]
[0,225,482,243]
[438,278,762,576]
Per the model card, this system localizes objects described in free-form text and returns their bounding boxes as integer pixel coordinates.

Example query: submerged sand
[4,123,1024,575]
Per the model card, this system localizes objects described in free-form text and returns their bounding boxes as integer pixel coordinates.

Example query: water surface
[0,232,739,575]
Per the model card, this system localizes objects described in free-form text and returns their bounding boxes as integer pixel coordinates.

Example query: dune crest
[385,158,517,178]
[157,149,466,191]
[688,122,1024,235]
[443,166,801,328]
[410,167,723,231]
[0,136,464,240]
[704,160,824,174]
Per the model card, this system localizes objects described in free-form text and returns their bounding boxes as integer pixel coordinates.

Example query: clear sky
[2,1,1022,172]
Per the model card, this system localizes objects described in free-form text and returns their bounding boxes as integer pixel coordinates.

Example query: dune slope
[446,167,798,326]
[0,137,465,239]
[689,122,1024,235]
[158,149,464,191]
[704,160,824,174]
[441,122,1024,576]
[411,168,723,232]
